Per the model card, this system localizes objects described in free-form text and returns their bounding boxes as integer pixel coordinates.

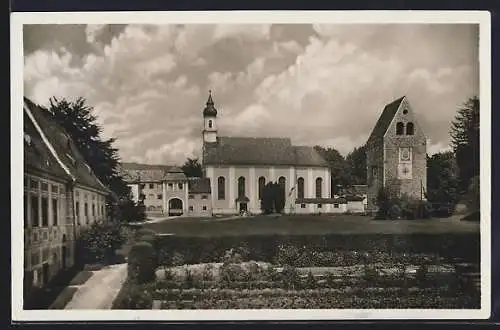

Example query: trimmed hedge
[128,242,157,284]
[154,233,480,267]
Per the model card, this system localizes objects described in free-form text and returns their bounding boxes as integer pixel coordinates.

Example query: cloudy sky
[23,23,479,165]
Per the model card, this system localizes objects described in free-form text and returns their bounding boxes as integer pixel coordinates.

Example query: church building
[201,92,333,215]
[365,96,427,212]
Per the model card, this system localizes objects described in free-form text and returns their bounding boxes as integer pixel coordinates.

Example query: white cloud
[85,24,107,44]
[24,24,478,164]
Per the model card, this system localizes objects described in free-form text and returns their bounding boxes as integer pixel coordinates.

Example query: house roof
[188,178,211,194]
[367,96,405,144]
[24,97,110,194]
[349,184,368,196]
[345,195,365,202]
[295,197,347,204]
[203,136,329,167]
[24,111,72,181]
[119,162,186,182]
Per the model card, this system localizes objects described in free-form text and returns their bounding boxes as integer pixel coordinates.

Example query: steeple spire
[203,89,217,117]
[206,90,214,107]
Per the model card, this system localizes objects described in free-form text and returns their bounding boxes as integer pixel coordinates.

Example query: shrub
[388,204,402,220]
[363,265,379,282]
[201,264,214,281]
[221,248,243,264]
[76,221,125,265]
[128,242,156,284]
[374,187,391,219]
[135,228,157,244]
[275,244,300,266]
[416,265,428,287]
[303,270,317,288]
[171,251,186,266]
[220,263,245,284]
[281,265,300,289]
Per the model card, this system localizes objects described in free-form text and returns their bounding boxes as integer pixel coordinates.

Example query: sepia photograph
[11,11,491,321]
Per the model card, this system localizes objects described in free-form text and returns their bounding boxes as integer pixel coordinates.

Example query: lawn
[142,214,479,237]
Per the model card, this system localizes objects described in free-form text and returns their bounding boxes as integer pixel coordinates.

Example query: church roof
[24,97,110,194]
[203,136,329,167]
[367,96,405,144]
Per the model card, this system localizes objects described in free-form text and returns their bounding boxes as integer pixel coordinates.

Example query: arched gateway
[168,198,184,216]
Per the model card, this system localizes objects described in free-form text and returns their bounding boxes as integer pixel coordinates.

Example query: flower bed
[154,233,480,267]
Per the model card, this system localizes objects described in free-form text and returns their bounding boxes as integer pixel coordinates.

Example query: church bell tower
[202,90,218,143]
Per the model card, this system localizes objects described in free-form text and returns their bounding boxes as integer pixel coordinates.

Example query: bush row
[154,233,480,267]
[155,266,478,292]
[157,290,479,309]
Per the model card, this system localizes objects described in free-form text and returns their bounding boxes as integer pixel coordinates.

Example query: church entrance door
[239,202,248,214]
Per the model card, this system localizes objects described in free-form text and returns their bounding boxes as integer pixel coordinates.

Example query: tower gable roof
[367,96,405,144]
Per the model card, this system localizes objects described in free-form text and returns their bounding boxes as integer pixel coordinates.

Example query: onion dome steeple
[203,90,218,117]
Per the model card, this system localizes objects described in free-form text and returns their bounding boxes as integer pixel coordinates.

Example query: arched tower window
[396,122,404,135]
[406,122,414,135]
[238,176,246,198]
[297,177,305,199]
[258,176,266,200]
[278,176,286,187]
[217,176,225,200]
[208,120,213,129]
[315,177,323,198]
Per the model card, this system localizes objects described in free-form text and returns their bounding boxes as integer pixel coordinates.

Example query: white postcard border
[11,10,492,321]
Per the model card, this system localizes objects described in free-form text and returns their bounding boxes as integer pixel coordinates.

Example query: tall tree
[426,151,460,206]
[48,97,130,198]
[345,145,367,185]
[450,96,480,193]
[314,146,351,195]
[181,157,203,178]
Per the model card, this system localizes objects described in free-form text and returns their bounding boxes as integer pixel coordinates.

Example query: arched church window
[217,176,225,200]
[297,177,305,199]
[208,120,213,129]
[258,177,266,200]
[406,122,414,135]
[396,122,404,135]
[238,176,246,198]
[315,178,323,198]
[278,176,286,187]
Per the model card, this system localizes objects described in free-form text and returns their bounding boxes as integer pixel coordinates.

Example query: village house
[23,97,110,299]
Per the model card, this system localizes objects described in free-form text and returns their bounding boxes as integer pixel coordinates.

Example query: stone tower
[365,96,427,212]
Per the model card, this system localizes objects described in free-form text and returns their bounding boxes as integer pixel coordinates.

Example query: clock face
[400,148,411,161]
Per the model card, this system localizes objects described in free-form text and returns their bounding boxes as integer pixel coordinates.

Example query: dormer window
[24,133,32,146]
[406,122,414,135]
[396,122,404,135]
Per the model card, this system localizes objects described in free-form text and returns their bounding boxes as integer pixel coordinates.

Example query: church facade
[201,93,332,215]
[365,96,427,212]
